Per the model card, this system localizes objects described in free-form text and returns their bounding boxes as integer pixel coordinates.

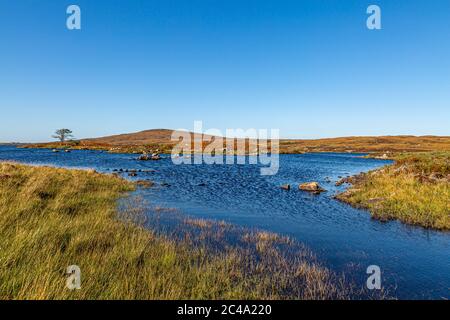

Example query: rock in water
[280,184,291,190]
[136,180,154,188]
[138,154,150,161]
[299,182,326,193]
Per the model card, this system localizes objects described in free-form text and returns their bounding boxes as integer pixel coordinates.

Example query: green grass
[0,162,356,300]
[336,152,450,230]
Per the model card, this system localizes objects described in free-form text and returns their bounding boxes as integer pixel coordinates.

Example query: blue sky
[0,0,449,142]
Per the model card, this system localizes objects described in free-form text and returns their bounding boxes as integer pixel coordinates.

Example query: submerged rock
[136,180,154,188]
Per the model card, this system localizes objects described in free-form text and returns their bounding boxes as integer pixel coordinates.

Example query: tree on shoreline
[52,129,74,142]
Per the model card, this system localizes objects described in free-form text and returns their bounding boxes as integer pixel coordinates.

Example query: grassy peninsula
[336,152,450,230]
[0,162,355,300]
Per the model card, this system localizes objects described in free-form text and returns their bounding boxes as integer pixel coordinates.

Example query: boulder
[280,184,291,190]
[128,172,137,177]
[299,182,326,193]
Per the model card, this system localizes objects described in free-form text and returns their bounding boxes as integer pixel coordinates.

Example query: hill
[23,130,450,154]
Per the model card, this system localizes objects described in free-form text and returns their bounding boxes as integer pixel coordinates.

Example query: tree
[52,129,74,142]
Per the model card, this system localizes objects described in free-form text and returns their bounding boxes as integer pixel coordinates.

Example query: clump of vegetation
[395,152,450,176]
[0,162,361,300]
[336,152,450,230]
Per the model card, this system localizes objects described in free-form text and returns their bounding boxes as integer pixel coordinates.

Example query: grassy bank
[336,152,450,230]
[0,162,356,300]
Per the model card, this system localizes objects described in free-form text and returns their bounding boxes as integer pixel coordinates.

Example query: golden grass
[0,162,357,300]
[336,152,450,230]
[280,136,450,153]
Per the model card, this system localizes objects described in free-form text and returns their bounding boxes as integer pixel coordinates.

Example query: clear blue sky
[1,0,449,142]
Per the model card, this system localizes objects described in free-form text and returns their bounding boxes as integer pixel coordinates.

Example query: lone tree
[52,129,74,142]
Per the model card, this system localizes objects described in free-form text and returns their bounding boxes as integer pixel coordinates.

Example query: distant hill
[86,130,450,153]
[85,129,188,146]
[23,129,450,154]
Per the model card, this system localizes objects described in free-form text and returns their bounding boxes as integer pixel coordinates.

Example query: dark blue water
[1,146,449,299]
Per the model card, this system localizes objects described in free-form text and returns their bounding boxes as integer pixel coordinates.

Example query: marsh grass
[336,152,450,230]
[0,162,366,300]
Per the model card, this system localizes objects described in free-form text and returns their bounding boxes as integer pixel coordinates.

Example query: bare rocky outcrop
[335,173,366,187]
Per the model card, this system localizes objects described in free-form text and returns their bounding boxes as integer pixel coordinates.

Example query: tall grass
[0,162,357,300]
